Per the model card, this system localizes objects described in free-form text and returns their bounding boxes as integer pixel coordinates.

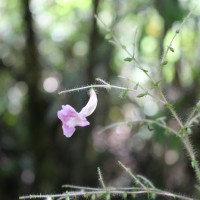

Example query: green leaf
[119,88,129,98]
[191,159,195,169]
[137,93,147,98]
[142,69,148,73]
[153,80,161,87]
[124,57,133,62]
[164,103,173,109]
[161,60,168,65]
[169,47,174,52]
[134,83,139,90]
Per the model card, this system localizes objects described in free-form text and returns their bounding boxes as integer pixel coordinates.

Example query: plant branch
[58,84,134,95]
[97,119,178,136]
[19,188,196,200]
[160,9,194,66]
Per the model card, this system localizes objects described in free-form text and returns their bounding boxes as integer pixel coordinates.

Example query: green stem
[182,129,200,184]
[157,86,200,184]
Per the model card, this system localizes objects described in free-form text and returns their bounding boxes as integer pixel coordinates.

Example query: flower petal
[66,114,90,127]
[62,124,76,138]
[80,89,97,117]
[57,105,78,122]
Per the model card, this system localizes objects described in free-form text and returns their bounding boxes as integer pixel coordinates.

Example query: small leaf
[164,103,173,109]
[191,159,195,169]
[153,80,161,87]
[169,47,174,52]
[120,88,129,98]
[142,69,148,73]
[137,93,147,98]
[124,57,133,62]
[134,83,139,90]
[161,60,168,65]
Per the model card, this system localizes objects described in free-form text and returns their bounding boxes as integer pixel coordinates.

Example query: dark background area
[0,0,200,199]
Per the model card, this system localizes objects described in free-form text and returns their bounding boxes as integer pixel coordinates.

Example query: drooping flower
[57,89,97,138]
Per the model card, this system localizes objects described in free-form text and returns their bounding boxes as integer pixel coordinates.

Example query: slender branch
[62,184,104,191]
[95,14,155,84]
[118,161,147,190]
[187,113,200,127]
[118,75,165,104]
[97,119,178,136]
[19,188,196,200]
[186,101,200,126]
[160,9,194,66]
[96,78,110,85]
[97,167,106,189]
[157,86,200,183]
[58,84,134,95]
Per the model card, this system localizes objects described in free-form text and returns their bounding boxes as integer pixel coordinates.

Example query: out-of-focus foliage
[0,0,200,199]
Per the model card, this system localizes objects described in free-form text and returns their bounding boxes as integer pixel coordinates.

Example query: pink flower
[57,89,97,137]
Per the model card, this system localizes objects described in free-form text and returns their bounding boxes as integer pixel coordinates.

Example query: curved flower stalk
[57,89,97,138]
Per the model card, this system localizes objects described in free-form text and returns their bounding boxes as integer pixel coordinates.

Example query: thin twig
[185,101,200,126]
[19,188,196,200]
[97,119,178,137]
[58,84,134,95]
[118,75,165,104]
[118,161,147,190]
[95,14,155,84]
[160,9,194,68]
[98,167,106,189]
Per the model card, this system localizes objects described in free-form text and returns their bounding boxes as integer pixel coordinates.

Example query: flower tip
[80,89,97,117]
[62,125,76,138]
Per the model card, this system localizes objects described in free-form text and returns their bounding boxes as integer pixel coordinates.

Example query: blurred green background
[0,0,200,199]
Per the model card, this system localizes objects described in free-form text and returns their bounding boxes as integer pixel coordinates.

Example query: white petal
[80,89,97,117]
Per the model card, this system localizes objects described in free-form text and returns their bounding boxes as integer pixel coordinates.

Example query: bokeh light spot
[73,41,88,57]
[21,169,35,184]
[43,77,59,93]
[143,100,158,116]
[165,150,179,165]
